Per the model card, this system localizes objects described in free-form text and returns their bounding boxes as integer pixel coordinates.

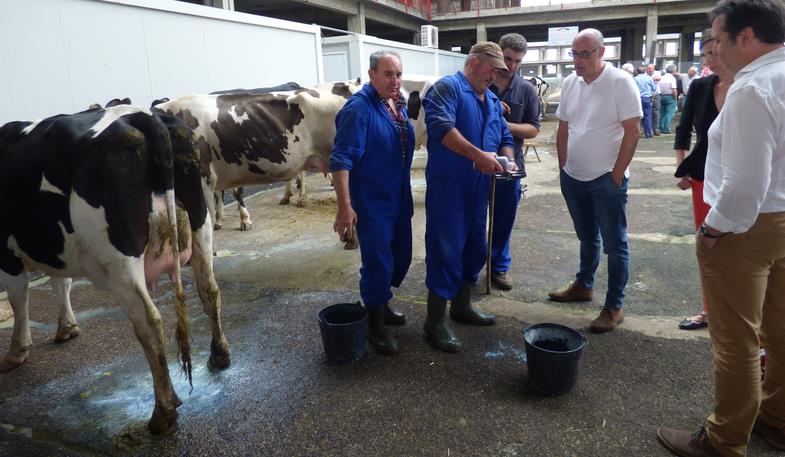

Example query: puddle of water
[483,340,527,363]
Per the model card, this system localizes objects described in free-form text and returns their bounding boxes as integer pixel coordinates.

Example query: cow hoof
[240,222,252,231]
[213,223,222,231]
[344,239,359,250]
[296,200,306,208]
[148,406,178,435]
[208,340,231,370]
[278,197,290,205]
[0,354,28,372]
[54,325,81,343]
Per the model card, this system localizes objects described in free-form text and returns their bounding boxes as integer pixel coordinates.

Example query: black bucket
[522,323,587,396]
[317,302,368,364]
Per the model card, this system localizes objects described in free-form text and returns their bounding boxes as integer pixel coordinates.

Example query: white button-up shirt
[704,47,785,233]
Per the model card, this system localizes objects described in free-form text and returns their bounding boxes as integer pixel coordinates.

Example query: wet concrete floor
[1,118,781,456]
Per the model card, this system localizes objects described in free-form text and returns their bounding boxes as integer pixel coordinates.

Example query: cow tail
[166,188,193,389]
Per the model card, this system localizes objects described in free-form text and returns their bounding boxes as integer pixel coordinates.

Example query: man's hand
[677,176,692,190]
[334,206,357,243]
[500,101,511,116]
[698,223,724,249]
[474,152,504,175]
[611,168,625,187]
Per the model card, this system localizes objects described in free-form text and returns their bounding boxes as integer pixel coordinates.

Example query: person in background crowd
[330,50,414,356]
[647,64,662,135]
[421,41,515,352]
[488,33,541,291]
[657,1,785,455]
[659,64,679,134]
[635,65,657,138]
[548,28,642,333]
[673,30,734,331]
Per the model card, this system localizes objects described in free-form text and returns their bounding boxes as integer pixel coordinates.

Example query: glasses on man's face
[568,47,600,59]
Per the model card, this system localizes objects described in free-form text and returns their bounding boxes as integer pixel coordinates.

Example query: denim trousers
[640,96,653,137]
[560,170,629,310]
[659,94,677,133]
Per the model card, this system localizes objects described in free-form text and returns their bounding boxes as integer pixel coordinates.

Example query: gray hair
[369,50,401,70]
[621,63,635,74]
[666,64,677,74]
[499,33,528,53]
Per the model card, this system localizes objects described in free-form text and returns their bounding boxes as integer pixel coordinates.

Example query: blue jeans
[491,177,522,272]
[560,170,629,310]
[659,94,677,133]
[640,97,653,137]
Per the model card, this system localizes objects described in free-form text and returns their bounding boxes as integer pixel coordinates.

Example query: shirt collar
[457,71,499,102]
[734,47,785,81]
[578,62,609,86]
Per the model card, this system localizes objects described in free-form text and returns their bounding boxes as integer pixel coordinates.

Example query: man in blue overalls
[422,41,516,352]
[330,50,415,356]
[489,33,541,291]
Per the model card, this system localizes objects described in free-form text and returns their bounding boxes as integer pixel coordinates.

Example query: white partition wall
[322,35,466,83]
[0,0,323,124]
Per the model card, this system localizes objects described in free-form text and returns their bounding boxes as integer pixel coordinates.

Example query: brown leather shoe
[491,271,513,291]
[754,418,785,451]
[657,427,722,457]
[589,308,624,333]
[547,281,592,302]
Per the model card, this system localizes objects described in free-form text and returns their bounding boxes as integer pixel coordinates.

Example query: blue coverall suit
[423,72,514,300]
[329,83,415,309]
[490,75,540,274]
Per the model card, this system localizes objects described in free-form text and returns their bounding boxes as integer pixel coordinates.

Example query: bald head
[573,28,604,48]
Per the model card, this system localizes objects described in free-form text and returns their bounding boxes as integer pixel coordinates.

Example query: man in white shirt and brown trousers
[657,1,785,456]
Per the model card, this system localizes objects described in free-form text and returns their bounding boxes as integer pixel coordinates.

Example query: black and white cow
[0,105,229,434]
[154,80,362,232]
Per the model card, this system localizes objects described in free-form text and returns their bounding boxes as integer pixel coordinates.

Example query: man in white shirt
[657,1,785,456]
[547,28,642,333]
[658,65,679,133]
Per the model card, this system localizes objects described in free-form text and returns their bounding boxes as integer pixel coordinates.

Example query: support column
[645,6,659,65]
[621,28,644,64]
[347,1,366,35]
[477,21,487,43]
[679,28,696,70]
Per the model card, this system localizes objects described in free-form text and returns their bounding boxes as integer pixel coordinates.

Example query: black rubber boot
[450,282,496,325]
[383,303,406,326]
[367,305,399,356]
[424,291,462,352]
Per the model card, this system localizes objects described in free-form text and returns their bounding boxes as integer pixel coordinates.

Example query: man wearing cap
[488,33,541,291]
[421,41,515,352]
[547,28,642,333]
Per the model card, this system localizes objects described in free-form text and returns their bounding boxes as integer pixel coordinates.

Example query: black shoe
[424,291,461,352]
[367,306,399,356]
[383,303,406,326]
[679,314,708,330]
[450,282,495,325]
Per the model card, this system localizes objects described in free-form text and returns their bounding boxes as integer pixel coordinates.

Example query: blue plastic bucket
[317,302,368,364]
[522,323,587,396]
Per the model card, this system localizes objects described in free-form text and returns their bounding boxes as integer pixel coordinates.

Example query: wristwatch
[699,223,723,239]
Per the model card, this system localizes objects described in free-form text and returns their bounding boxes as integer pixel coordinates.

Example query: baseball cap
[469,41,507,71]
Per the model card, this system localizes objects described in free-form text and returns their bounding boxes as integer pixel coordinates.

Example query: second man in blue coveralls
[489,33,541,291]
[422,41,516,352]
[330,51,415,356]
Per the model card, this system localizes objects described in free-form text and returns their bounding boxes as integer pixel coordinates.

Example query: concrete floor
[1,118,781,456]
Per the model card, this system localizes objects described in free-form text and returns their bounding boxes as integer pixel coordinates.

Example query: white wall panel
[0,0,322,124]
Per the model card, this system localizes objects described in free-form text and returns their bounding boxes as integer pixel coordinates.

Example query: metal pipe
[486,174,497,294]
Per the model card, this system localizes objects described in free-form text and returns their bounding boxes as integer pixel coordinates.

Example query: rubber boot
[424,291,461,352]
[384,303,406,326]
[367,305,399,356]
[450,282,496,325]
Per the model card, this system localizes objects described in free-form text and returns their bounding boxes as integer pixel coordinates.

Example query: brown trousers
[697,212,785,457]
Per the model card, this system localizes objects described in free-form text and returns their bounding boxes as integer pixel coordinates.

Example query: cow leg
[110,268,181,434]
[279,179,294,205]
[53,277,80,343]
[296,171,307,208]
[234,188,252,231]
[190,216,230,369]
[214,192,224,231]
[0,271,31,372]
